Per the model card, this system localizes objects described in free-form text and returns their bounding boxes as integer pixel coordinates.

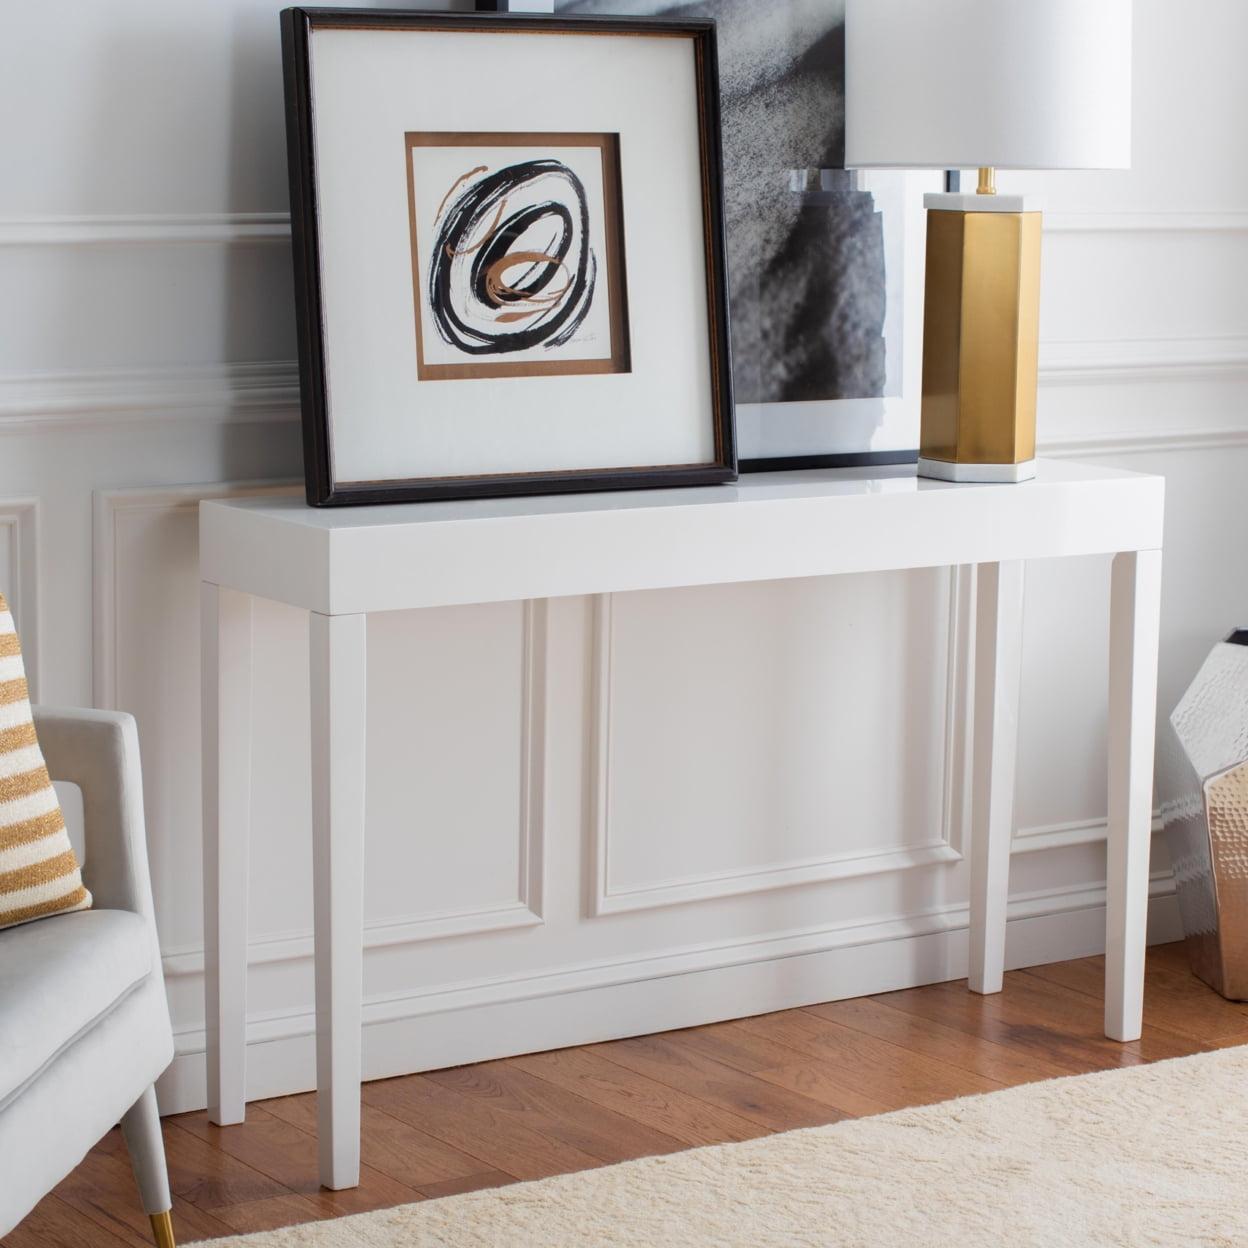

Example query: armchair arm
[31,707,156,926]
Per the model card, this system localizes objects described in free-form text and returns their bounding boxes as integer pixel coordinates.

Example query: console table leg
[201,582,253,1126]
[310,611,367,1191]
[1105,549,1162,1042]
[968,561,1025,995]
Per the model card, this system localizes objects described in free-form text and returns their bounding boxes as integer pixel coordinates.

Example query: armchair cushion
[0,594,90,929]
[0,908,150,1111]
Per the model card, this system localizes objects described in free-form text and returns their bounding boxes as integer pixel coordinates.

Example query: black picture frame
[281,7,736,507]
[738,449,918,473]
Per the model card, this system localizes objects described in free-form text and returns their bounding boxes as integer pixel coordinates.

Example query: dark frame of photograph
[281,7,736,507]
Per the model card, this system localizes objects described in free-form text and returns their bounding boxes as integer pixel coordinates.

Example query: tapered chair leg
[120,1086,175,1246]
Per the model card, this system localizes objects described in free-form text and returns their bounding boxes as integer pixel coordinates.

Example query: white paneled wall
[2,0,1245,1113]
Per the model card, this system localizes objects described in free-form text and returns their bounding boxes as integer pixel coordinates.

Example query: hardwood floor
[7,942,1248,1245]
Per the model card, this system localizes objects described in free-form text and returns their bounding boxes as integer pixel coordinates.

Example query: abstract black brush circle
[428,159,598,356]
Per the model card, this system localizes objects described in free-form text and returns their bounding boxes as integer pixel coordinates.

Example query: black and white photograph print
[406,131,631,381]
[556,0,932,465]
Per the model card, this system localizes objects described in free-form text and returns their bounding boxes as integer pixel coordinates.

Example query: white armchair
[0,708,177,1246]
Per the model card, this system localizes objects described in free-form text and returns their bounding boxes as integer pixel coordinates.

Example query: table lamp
[845,0,1132,482]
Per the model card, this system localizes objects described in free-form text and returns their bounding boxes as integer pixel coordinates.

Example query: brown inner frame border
[405,131,632,382]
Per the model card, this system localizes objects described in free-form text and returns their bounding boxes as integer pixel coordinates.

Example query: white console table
[200,459,1164,1190]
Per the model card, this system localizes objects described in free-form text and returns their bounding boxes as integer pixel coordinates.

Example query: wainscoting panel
[0,497,39,698]
[590,573,962,915]
[361,598,546,939]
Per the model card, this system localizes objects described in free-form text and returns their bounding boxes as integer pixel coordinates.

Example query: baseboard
[156,879,1183,1115]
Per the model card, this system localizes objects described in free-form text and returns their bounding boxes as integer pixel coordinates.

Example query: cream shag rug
[189,1046,1248,1247]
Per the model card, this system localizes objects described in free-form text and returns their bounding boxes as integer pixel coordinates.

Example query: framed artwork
[553,0,940,470]
[281,7,735,506]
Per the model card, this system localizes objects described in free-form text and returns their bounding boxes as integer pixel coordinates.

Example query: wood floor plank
[1025,952,1248,1046]
[262,1093,489,1189]
[738,1009,1005,1109]
[672,1018,820,1075]
[85,1124,268,1232]
[751,1060,895,1118]
[589,1033,847,1131]
[1021,955,1106,1000]
[1138,991,1248,1046]
[871,980,1100,1073]
[0,1197,134,1248]
[361,1073,603,1181]
[876,973,1210,1071]
[202,1194,336,1236]
[989,971,1217,1058]
[134,1116,291,1210]
[414,1171,515,1201]
[49,1149,235,1247]
[1147,940,1198,974]
[426,1059,687,1164]
[805,995,1071,1087]
[173,1106,420,1219]
[511,1047,767,1147]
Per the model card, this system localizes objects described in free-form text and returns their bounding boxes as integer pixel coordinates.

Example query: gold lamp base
[918,177,1042,484]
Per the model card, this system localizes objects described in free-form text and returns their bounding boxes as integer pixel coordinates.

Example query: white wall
[2,0,1245,1114]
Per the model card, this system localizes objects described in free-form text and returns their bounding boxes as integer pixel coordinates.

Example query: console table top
[200,459,1164,615]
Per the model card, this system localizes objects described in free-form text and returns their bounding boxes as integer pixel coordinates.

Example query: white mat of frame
[189,1045,1248,1248]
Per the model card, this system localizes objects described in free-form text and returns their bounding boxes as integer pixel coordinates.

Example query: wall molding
[156,870,1182,1112]
[160,893,545,980]
[940,564,976,859]
[2,209,1242,249]
[0,498,40,701]
[3,329,1243,435]
[590,842,963,915]
[1039,335,1248,387]
[587,582,967,917]
[516,596,548,934]
[0,213,291,248]
[1014,811,1164,855]
[221,871,1182,1033]
[1045,211,1248,235]
[0,361,300,433]
[95,481,547,957]
[1041,428,1248,458]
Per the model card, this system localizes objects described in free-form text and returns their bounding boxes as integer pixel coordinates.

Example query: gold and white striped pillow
[0,593,91,929]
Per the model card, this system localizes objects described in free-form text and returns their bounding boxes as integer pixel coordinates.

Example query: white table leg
[201,582,253,1125]
[309,610,367,1190]
[968,561,1025,995]
[1105,549,1162,1041]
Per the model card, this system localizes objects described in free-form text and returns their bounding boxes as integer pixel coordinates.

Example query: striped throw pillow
[0,593,91,929]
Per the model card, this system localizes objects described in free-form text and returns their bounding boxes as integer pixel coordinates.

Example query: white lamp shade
[845,0,1132,170]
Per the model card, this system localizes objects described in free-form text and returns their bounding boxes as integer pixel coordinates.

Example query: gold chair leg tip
[150,1209,176,1248]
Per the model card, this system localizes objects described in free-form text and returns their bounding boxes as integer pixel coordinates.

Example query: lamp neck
[976,166,997,196]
